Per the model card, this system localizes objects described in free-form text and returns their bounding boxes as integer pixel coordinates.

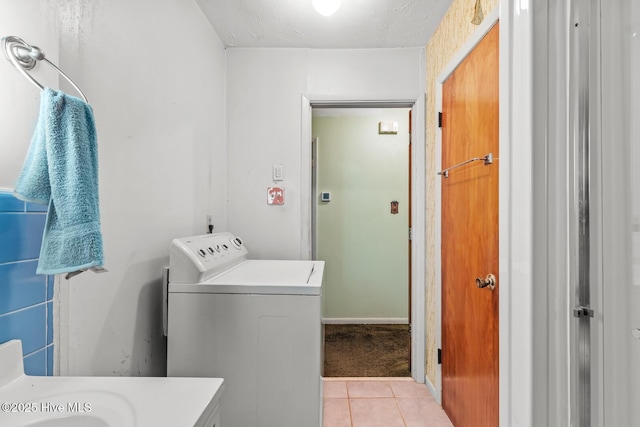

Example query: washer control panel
[193,236,243,258]
[169,232,247,284]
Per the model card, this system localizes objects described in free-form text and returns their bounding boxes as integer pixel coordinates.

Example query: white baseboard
[322,318,409,325]
[425,374,441,405]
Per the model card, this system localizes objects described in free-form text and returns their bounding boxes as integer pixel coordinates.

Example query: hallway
[323,378,453,427]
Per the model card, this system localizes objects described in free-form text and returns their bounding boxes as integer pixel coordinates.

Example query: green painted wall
[313,109,409,321]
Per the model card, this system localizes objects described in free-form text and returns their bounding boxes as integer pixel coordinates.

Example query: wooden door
[441,23,499,427]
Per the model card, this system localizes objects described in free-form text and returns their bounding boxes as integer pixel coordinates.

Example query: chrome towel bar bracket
[1,35,88,103]
[438,152,493,178]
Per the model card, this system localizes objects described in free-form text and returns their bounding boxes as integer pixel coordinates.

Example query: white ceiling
[195,0,453,49]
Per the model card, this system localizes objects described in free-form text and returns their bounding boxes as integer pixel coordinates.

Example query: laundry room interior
[2,0,639,426]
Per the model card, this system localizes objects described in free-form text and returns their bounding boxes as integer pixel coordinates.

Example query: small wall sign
[268,187,285,205]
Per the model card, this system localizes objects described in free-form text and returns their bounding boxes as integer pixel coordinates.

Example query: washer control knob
[198,249,206,258]
[222,244,229,251]
[231,237,243,249]
[214,244,221,252]
[207,247,215,254]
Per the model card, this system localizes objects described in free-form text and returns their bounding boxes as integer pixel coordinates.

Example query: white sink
[17,391,135,427]
[24,415,109,426]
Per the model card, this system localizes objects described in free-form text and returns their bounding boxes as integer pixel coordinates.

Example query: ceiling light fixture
[312,0,341,16]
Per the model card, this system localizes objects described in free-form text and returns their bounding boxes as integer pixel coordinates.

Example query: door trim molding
[300,94,427,384]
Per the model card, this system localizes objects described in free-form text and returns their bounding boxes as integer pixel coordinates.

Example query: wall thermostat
[320,192,331,202]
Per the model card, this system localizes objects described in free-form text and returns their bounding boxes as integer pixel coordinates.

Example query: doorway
[300,97,426,383]
[312,107,411,377]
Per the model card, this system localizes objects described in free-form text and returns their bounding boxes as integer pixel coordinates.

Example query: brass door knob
[475,274,496,291]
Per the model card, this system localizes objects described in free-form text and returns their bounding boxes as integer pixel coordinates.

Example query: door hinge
[573,306,594,318]
[437,348,442,365]
[408,227,413,240]
[438,112,443,128]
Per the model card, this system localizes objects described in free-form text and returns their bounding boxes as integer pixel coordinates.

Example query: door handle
[475,274,496,290]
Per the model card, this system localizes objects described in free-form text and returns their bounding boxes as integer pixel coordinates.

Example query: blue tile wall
[0,191,54,376]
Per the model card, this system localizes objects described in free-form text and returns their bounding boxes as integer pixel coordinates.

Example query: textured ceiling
[195,0,453,48]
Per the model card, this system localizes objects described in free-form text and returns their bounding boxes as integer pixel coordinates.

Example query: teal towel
[14,88,104,275]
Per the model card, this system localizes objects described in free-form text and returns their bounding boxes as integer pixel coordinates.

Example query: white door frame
[300,94,426,383]
[496,1,538,424]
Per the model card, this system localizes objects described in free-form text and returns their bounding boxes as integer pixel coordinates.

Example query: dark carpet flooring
[323,324,411,377]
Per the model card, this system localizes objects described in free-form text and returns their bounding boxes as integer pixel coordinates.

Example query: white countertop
[0,340,224,427]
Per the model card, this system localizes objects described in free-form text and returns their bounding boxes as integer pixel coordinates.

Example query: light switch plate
[273,164,283,181]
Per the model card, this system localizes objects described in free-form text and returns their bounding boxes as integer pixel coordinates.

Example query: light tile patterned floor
[323,378,454,427]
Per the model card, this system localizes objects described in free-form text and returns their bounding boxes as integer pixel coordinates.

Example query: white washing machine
[163,232,324,427]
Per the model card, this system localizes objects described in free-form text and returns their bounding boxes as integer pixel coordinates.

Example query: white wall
[226,47,425,259]
[61,0,227,376]
[0,0,227,376]
[0,1,59,190]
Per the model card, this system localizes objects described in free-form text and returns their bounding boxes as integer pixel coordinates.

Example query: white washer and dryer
[163,232,324,427]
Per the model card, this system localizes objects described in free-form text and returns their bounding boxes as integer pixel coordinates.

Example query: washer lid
[169,260,324,295]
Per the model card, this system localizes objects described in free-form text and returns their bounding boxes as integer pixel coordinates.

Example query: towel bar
[437,152,494,178]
